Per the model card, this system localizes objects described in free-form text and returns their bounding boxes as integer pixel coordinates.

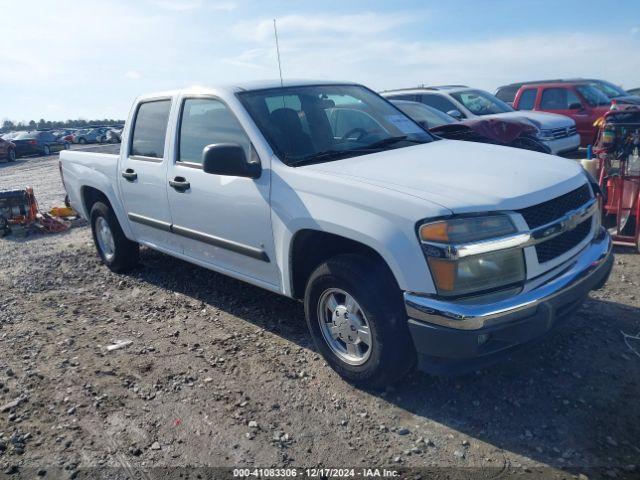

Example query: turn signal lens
[419,221,449,242]
[419,216,516,244]
[425,257,456,291]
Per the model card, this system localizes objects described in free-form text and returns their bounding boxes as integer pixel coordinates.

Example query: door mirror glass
[202,143,261,178]
[446,109,463,120]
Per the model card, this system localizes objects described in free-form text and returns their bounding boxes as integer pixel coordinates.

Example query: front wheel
[43,145,50,156]
[78,138,87,145]
[7,149,16,162]
[90,202,139,272]
[304,254,415,388]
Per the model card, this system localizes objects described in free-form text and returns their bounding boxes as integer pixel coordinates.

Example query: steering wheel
[339,128,368,143]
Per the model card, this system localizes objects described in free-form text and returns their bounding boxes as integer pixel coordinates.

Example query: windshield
[450,89,514,116]
[576,85,611,106]
[391,101,455,128]
[237,84,433,165]
[590,80,627,99]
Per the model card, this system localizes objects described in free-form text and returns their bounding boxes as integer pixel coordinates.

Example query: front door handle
[121,169,137,181]
[169,176,190,192]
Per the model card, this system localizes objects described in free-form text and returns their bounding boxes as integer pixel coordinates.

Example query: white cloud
[233,12,417,42]
[225,15,640,93]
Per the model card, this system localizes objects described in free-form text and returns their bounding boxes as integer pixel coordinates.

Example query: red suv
[512,81,611,147]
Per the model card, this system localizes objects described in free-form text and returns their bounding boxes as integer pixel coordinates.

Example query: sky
[1,0,640,123]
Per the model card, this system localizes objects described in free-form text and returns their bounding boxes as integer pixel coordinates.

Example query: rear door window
[420,94,463,116]
[131,100,172,158]
[517,89,537,110]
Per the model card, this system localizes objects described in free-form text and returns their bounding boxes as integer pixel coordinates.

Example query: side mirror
[569,102,583,110]
[446,109,464,120]
[202,143,261,179]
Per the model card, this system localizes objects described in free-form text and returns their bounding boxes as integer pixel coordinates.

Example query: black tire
[90,201,139,272]
[304,254,415,388]
[43,145,50,156]
[78,138,86,145]
[7,148,16,162]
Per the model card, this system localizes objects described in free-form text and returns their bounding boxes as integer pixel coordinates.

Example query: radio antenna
[273,19,284,87]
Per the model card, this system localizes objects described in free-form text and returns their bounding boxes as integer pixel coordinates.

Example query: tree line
[1,118,125,133]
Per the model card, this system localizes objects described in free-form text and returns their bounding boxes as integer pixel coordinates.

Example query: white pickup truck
[60,80,613,386]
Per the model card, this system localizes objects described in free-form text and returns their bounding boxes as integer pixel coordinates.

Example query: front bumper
[405,227,613,374]
[544,133,581,155]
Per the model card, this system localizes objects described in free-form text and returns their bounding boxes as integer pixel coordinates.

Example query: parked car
[60,81,613,386]
[54,129,77,140]
[72,127,109,144]
[0,137,16,162]
[1,131,20,141]
[628,88,640,96]
[11,131,70,157]
[390,100,549,153]
[106,128,122,143]
[381,86,580,154]
[497,79,640,106]
[511,81,611,147]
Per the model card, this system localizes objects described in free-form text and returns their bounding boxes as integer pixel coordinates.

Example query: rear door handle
[169,177,190,192]
[121,169,137,181]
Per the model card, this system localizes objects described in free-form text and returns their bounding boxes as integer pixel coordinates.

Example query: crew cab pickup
[60,81,613,386]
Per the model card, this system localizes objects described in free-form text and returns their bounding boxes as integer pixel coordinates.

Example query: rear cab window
[130,99,172,159]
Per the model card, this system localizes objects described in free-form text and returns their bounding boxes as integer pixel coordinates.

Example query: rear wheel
[90,202,139,272]
[43,145,50,156]
[304,254,415,388]
[78,138,87,145]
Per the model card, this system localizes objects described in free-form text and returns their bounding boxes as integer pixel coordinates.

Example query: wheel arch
[80,185,135,240]
[288,229,401,300]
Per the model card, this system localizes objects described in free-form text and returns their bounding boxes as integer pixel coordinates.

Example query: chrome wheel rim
[44,146,49,155]
[317,288,372,366]
[9,150,15,161]
[95,217,115,261]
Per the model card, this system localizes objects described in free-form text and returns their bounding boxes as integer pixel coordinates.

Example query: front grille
[535,218,592,263]
[517,184,592,229]
[517,184,594,263]
[547,126,577,139]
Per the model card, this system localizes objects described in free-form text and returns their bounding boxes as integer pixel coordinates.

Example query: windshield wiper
[287,149,357,166]
[287,136,428,167]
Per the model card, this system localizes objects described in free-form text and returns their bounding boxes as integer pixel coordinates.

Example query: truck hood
[304,140,587,214]
[481,111,576,129]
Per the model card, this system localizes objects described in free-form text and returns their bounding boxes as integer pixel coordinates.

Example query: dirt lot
[0,148,639,479]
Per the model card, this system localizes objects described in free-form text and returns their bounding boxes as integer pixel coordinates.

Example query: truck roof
[137,79,357,101]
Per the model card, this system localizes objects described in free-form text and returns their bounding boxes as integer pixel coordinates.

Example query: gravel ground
[0,148,639,479]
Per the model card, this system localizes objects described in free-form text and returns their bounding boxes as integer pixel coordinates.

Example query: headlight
[536,129,556,141]
[418,216,526,297]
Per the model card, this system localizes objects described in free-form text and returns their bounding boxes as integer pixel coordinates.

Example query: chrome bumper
[405,227,613,331]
